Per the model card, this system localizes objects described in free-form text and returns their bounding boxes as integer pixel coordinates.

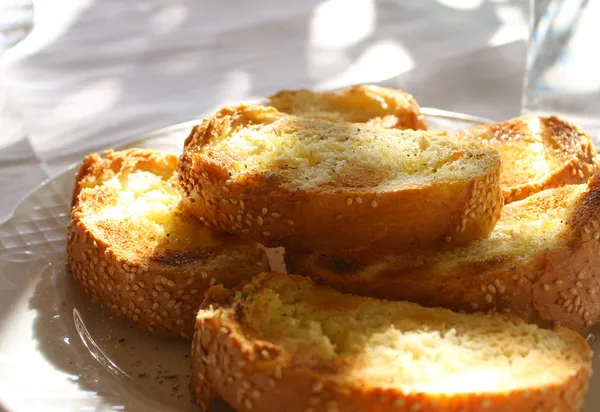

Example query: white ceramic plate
[1,111,599,412]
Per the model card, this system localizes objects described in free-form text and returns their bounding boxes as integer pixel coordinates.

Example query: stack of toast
[67,85,600,411]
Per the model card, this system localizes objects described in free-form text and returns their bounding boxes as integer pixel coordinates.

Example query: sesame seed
[571,167,577,176]
[271,213,281,218]
[187,278,194,285]
[371,200,378,208]
[488,284,496,294]
[202,172,209,178]
[346,198,353,206]
[570,288,578,295]
[240,200,245,210]
[262,208,268,215]
[209,277,216,286]
[480,285,487,292]
[245,219,252,226]
[555,279,564,286]
[244,399,252,410]
[542,284,550,291]
[242,229,250,234]
[263,231,271,236]
[576,281,583,288]
[312,381,324,393]
[326,401,338,411]
[589,288,596,295]
[578,273,585,280]
[260,349,270,359]
[176,319,184,326]
[445,236,452,243]
[578,169,584,178]
[273,365,282,379]
[257,216,264,225]
[584,311,590,320]
[594,232,600,240]
[286,219,294,225]
[485,294,492,303]
[586,320,593,327]
[237,215,243,222]
[355,197,363,204]
[563,299,572,308]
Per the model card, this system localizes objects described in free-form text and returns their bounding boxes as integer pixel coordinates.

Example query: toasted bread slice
[192,273,591,412]
[266,84,427,130]
[456,115,598,203]
[178,104,503,254]
[287,176,600,333]
[67,149,269,338]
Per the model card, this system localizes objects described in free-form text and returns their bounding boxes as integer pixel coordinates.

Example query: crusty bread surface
[192,273,592,412]
[178,104,503,254]
[287,175,600,333]
[266,84,427,130]
[456,115,598,203]
[67,149,269,339]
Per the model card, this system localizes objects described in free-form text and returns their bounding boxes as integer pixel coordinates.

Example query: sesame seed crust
[457,115,598,204]
[287,176,600,334]
[178,104,503,254]
[266,84,428,131]
[67,149,270,338]
[191,274,591,412]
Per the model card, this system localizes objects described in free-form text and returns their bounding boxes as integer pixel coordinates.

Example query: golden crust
[287,176,600,334]
[67,149,269,338]
[458,115,598,203]
[191,273,591,412]
[266,84,428,130]
[178,104,503,254]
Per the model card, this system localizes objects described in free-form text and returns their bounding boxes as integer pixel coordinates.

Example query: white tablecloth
[0,0,529,221]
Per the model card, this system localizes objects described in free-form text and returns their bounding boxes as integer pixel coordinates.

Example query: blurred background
[0,0,570,220]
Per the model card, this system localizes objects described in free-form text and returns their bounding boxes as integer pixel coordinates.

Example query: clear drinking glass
[522,0,600,143]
